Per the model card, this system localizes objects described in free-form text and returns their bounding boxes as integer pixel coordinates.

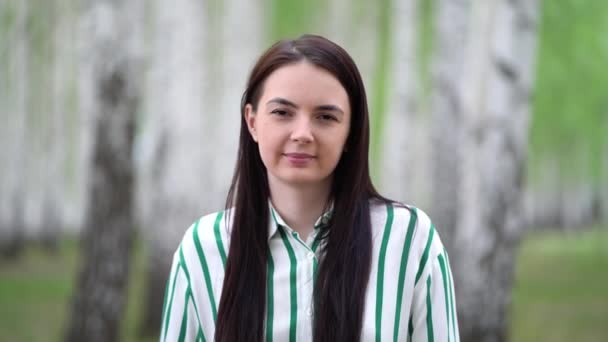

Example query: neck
[268,176,332,241]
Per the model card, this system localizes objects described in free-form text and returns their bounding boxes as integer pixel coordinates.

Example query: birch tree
[379,0,421,205]
[0,0,28,258]
[430,0,540,340]
[327,0,378,110]
[137,0,264,334]
[65,0,142,340]
[137,0,209,334]
[37,0,69,251]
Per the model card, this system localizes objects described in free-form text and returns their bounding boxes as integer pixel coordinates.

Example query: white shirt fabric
[160,199,459,342]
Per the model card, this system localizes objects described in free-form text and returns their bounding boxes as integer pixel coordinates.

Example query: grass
[510,226,608,342]
[0,238,155,342]
[0,226,607,341]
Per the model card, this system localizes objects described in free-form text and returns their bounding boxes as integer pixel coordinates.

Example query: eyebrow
[266,97,345,115]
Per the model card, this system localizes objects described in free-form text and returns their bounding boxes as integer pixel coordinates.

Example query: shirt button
[307,251,315,260]
[306,307,313,317]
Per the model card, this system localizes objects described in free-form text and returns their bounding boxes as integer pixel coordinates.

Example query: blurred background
[0,0,606,341]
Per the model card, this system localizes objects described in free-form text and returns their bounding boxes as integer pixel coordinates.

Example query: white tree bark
[0,0,28,257]
[138,0,265,334]
[36,0,71,250]
[24,2,55,240]
[327,0,353,48]
[431,0,540,341]
[0,1,7,240]
[327,0,378,104]
[217,0,263,195]
[65,0,142,340]
[430,0,471,248]
[379,0,420,205]
[138,0,209,333]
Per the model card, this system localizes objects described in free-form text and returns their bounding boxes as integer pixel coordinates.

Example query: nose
[291,116,314,143]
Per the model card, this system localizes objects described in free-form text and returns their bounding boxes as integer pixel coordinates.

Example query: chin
[276,171,330,186]
[281,176,323,186]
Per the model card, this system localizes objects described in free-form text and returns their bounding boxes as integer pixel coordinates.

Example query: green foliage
[510,227,608,341]
[0,238,154,342]
[369,0,392,178]
[267,0,327,42]
[0,3,16,38]
[530,0,608,182]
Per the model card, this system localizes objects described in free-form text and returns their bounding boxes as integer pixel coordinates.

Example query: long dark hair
[216,34,387,342]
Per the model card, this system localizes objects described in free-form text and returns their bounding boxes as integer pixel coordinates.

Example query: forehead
[260,62,350,110]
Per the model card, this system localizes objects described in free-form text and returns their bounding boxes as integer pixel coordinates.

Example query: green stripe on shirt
[161,270,172,340]
[438,254,451,342]
[196,325,206,342]
[446,251,458,340]
[178,287,192,342]
[266,252,275,342]
[179,247,204,334]
[278,228,298,342]
[192,221,218,322]
[394,207,418,342]
[426,275,435,342]
[163,263,182,341]
[213,211,227,268]
[375,202,394,342]
[408,315,413,342]
[415,224,436,284]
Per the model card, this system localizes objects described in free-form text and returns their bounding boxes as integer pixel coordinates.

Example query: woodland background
[0,0,607,341]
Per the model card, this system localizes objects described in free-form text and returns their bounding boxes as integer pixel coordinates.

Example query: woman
[160,34,459,342]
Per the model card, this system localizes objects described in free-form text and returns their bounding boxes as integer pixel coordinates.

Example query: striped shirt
[160,200,459,341]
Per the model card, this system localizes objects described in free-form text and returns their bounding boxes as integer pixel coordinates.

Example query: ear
[244,104,258,142]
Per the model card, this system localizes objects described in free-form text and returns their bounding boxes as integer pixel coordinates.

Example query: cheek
[257,140,272,165]
[324,130,349,164]
[256,133,281,165]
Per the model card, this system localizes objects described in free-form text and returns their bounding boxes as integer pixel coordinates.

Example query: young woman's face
[245,61,351,188]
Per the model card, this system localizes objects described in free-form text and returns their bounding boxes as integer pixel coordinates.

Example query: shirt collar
[267,200,334,241]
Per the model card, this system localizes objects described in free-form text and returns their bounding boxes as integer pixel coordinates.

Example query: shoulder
[369,199,425,237]
[369,200,447,265]
[174,210,231,272]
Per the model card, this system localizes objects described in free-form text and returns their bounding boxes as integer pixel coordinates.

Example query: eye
[270,109,290,117]
[318,113,338,122]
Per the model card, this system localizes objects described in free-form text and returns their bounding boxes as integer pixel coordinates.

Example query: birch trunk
[56,0,84,233]
[39,0,70,251]
[431,0,540,340]
[25,1,55,240]
[327,0,378,106]
[65,0,141,340]
[430,0,470,248]
[217,0,263,191]
[138,0,265,335]
[0,0,28,258]
[138,0,208,335]
[380,0,419,204]
[327,0,353,47]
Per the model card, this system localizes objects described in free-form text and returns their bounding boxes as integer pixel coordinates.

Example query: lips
[283,152,315,165]
[284,152,314,159]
